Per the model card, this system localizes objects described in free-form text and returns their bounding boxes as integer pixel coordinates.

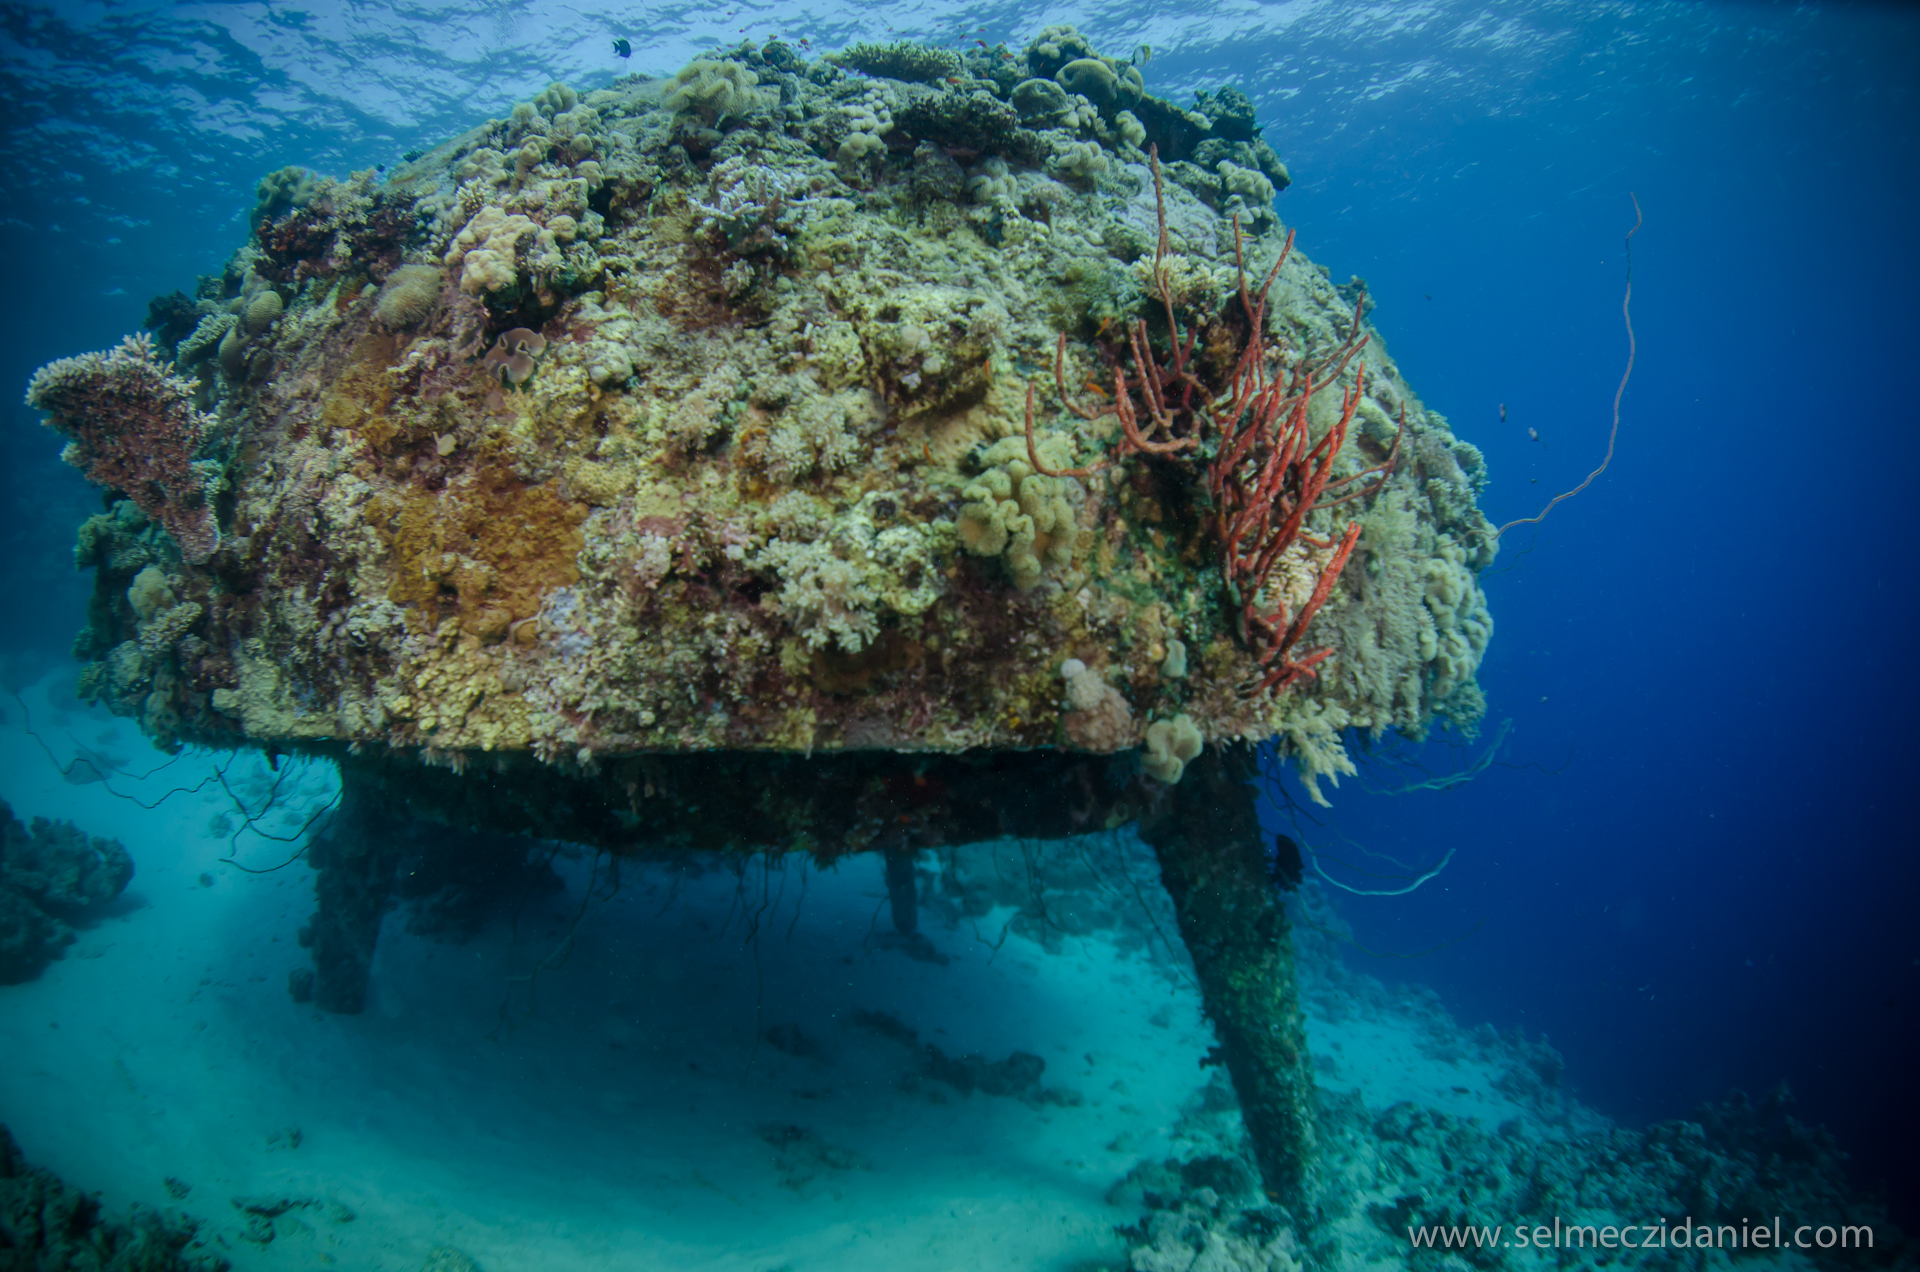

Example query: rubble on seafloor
[26,26,1495,801]
[1112,896,1918,1272]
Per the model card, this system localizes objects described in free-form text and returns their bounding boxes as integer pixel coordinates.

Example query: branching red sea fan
[1024,147,1399,698]
[25,333,220,563]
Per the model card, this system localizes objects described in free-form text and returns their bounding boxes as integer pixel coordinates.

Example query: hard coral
[25,334,219,563]
[694,155,815,260]
[836,41,963,84]
[893,91,1028,162]
[1024,25,1098,79]
[243,289,284,335]
[253,164,321,229]
[0,799,134,983]
[1,1125,213,1267]
[1011,78,1072,125]
[1057,57,1144,113]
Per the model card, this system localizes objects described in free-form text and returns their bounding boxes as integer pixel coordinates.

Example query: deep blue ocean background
[3,0,1915,1228]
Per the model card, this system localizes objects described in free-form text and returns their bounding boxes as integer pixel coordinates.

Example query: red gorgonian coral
[25,333,220,563]
[1024,148,1400,697]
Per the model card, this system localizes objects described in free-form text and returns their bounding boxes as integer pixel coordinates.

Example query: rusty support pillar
[296,765,401,1014]
[1139,745,1318,1222]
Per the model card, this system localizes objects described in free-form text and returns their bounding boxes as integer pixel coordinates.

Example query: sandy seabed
[0,672,1630,1272]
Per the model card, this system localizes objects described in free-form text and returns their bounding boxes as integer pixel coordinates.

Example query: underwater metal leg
[1139,746,1319,1218]
[298,768,401,1014]
[884,846,918,934]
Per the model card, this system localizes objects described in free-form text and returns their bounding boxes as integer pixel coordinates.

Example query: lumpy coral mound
[0,800,134,984]
[32,29,1495,795]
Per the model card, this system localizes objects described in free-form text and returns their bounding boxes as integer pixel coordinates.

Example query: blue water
[1252,4,1920,1221]
[3,0,1915,1239]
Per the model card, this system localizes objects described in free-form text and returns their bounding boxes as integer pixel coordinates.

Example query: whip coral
[1026,149,1398,696]
[25,333,219,563]
[1205,223,1397,696]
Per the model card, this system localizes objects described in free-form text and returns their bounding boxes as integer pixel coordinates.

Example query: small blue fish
[612,37,631,58]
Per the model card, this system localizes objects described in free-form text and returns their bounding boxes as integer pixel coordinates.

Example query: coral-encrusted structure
[33,30,1495,802]
[27,29,1502,1221]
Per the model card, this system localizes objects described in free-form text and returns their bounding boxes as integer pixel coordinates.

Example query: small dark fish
[1527,427,1540,443]
[1498,402,1507,424]
[1269,834,1304,892]
[612,37,631,58]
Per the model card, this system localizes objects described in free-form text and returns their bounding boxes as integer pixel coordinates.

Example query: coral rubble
[26,28,1496,795]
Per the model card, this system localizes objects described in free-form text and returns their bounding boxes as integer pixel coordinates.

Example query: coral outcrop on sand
[0,1124,222,1270]
[28,27,1494,796]
[0,799,134,983]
